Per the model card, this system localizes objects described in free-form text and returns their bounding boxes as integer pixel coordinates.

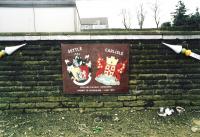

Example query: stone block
[118,96,136,101]
[79,102,103,108]
[10,103,36,109]
[18,97,44,103]
[154,100,176,107]
[60,96,82,102]
[0,103,9,109]
[100,96,118,102]
[43,96,62,102]
[104,102,123,108]
[35,102,60,108]
[136,95,163,100]
[129,80,137,84]
[123,101,145,107]
[61,102,78,108]
[0,97,19,103]
[83,96,101,102]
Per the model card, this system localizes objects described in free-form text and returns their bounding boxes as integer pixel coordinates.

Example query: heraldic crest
[95,55,127,85]
[65,55,92,86]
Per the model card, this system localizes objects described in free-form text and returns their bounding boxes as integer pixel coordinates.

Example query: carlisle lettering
[105,48,123,56]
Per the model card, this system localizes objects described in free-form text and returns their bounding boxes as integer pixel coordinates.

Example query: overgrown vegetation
[161,0,200,30]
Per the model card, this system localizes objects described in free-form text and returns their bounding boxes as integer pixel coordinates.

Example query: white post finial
[163,42,200,61]
[162,42,182,54]
[4,43,26,55]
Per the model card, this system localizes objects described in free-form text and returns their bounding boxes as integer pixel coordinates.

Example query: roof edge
[0,4,76,7]
[0,0,76,7]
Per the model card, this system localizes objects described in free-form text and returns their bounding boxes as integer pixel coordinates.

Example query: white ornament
[5,43,26,55]
[162,42,182,54]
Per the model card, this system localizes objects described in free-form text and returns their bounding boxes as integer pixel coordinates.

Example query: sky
[76,0,200,29]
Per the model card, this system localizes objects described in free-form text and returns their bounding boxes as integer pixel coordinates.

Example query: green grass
[1,109,200,137]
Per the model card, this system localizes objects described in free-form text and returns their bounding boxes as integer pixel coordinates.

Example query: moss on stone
[10,103,36,109]
[104,102,123,108]
[79,102,103,108]
[0,103,9,109]
[118,96,137,101]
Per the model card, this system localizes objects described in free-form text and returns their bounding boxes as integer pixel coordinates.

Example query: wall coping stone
[0,34,199,41]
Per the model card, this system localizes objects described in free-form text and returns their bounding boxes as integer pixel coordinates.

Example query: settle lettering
[68,47,82,54]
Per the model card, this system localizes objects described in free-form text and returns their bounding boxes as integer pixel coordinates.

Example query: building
[81,17,108,30]
[0,0,81,32]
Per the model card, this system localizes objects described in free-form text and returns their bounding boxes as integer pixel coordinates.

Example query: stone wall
[0,39,200,113]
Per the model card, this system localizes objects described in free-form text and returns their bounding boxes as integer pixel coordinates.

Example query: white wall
[0,8,35,32]
[0,7,80,32]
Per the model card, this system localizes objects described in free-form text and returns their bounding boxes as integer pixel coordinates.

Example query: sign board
[61,43,129,94]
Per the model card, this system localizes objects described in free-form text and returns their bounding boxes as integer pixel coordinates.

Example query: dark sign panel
[61,43,129,94]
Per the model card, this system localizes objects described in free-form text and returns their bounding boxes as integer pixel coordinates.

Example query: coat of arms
[65,55,92,86]
[95,55,127,85]
[62,43,129,94]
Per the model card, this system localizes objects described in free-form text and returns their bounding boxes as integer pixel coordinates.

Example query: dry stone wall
[0,39,200,113]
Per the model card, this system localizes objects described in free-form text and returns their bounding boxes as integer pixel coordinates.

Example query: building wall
[80,17,109,30]
[0,8,35,32]
[0,38,200,113]
[74,8,81,32]
[81,25,108,30]
[0,7,80,32]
